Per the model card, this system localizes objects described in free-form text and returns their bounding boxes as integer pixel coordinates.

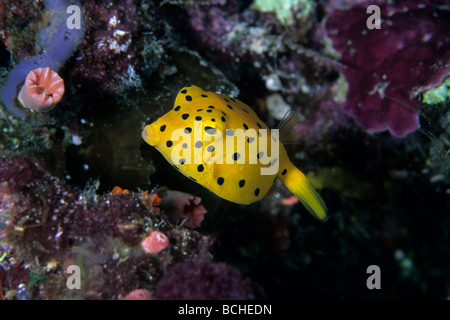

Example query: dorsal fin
[277,110,302,145]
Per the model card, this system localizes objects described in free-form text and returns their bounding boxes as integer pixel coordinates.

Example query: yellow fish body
[142,85,327,220]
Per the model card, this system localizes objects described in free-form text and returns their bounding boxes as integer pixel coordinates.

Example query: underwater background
[0,0,448,300]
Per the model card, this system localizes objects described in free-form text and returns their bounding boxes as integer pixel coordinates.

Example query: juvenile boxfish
[142,85,327,220]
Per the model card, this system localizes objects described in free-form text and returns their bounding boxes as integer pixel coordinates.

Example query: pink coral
[17,67,64,112]
[141,231,169,254]
[160,190,207,229]
[122,289,152,300]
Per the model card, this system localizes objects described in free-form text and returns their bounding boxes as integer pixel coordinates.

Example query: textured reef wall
[325,0,450,137]
[0,0,449,300]
[0,155,253,299]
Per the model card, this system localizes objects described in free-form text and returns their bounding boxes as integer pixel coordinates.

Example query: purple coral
[325,0,450,137]
[153,260,264,300]
[70,0,140,93]
[180,0,276,66]
[184,1,241,58]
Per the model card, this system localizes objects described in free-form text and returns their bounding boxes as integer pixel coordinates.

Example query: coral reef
[70,0,141,93]
[0,0,448,301]
[69,0,173,93]
[251,0,315,25]
[420,73,450,106]
[325,0,450,137]
[153,260,265,300]
[0,155,213,299]
[0,0,85,116]
[0,1,45,60]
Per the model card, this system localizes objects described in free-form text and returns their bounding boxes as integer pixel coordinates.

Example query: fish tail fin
[277,110,302,145]
[279,161,328,221]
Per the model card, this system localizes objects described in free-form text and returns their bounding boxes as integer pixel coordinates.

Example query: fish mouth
[141,126,150,142]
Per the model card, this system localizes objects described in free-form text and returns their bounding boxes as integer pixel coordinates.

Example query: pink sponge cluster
[141,231,169,254]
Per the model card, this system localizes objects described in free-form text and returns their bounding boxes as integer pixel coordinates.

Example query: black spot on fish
[207,145,215,152]
[201,94,208,98]
[182,113,189,120]
[281,168,287,175]
[211,118,216,122]
[186,95,192,101]
[255,188,260,196]
[205,126,216,134]
[257,152,263,159]
[247,137,255,143]
[221,111,226,116]
[243,123,248,130]
[224,98,230,102]
[230,97,236,102]
[257,123,262,129]
[242,108,249,114]
[227,104,233,110]
[208,106,215,109]
[195,116,202,121]
[217,177,224,185]
[181,89,187,94]
[232,152,240,161]
[239,179,245,188]
[195,141,203,148]
[206,109,212,113]
[166,140,173,148]
[221,116,226,122]
[197,109,203,112]
[197,164,204,172]
[179,158,186,165]
[174,105,181,111]
[160,125,166,132]
[184,127,192,134]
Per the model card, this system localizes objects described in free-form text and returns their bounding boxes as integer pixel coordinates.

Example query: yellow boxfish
[142,85,327,220]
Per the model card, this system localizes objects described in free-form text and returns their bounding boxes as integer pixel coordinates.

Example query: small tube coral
[17,67,64,112]
[0,0,84,116]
